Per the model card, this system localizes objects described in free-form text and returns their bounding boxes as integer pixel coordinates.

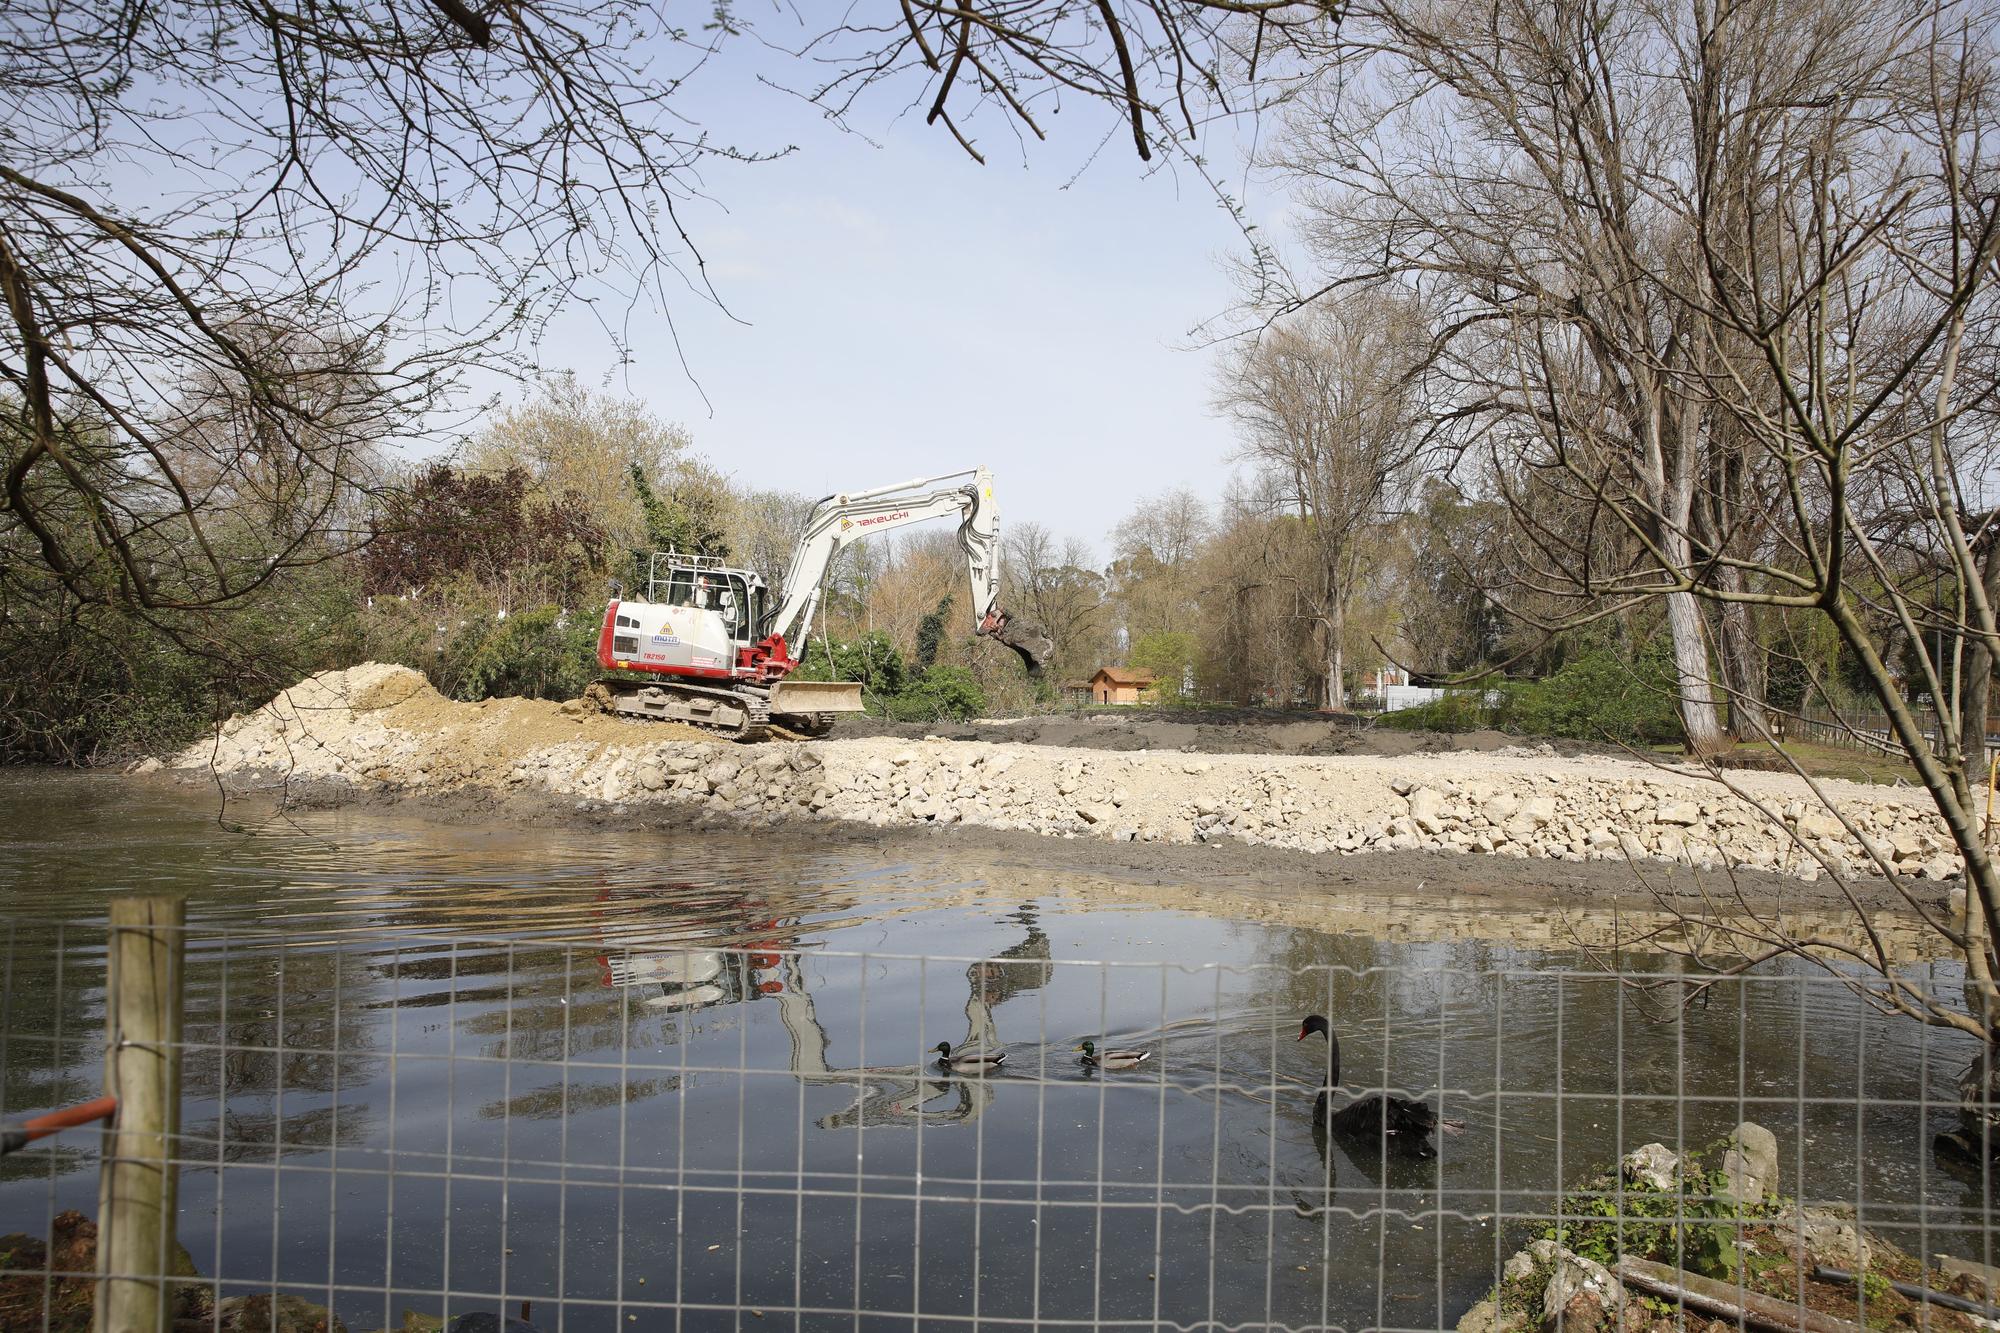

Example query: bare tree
[1268,0,2000,1052]
[1004,521,1109,682]
[793,2,1331,166]
[0,3,766,627]
[1216,292,1431,708]
[1,1,1342,640]
[1108,486,1212,649]
[725,486,820,604]
[466,376,704,562]
[1265,0,1816,750]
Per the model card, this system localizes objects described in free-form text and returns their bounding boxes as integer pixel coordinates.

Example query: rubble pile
[169,664,1965,885]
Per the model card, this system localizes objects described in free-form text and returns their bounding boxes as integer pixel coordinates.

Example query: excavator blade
[769,679,867,715]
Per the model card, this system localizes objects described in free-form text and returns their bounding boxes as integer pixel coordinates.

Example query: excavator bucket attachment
[770,679,867,715]
[994,613,1055,676]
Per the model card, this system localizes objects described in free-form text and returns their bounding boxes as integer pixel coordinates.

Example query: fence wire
[0,916,1993,1332]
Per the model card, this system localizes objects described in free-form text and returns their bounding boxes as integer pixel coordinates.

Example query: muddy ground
[167,665,1960,927]
[837,706,1585,757]
[223,772,1942,921]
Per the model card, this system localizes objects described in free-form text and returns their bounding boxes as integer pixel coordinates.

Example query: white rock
[1720,1120,1778,1208]
[1621,1143,1679,1191]
[1408,788,1447,835]
[1542,1249,1624,1324]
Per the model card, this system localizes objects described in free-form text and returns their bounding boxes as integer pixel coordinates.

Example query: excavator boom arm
[770,468,1000,645]
[767,465,1050,674]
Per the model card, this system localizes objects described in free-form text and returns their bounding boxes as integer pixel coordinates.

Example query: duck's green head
[1077,1040,1096,1056]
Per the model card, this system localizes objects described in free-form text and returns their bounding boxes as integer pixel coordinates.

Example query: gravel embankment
[162,664,1963,887]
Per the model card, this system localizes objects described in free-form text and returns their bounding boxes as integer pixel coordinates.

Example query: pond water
[0,770,1991,1332]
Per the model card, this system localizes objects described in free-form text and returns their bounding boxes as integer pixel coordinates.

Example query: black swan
[1297,1014,1454,1158]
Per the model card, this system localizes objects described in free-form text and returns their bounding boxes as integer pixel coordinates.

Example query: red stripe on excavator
[595,599,621,671]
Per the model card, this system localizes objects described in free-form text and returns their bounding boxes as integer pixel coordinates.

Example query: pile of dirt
[174,663,711,786]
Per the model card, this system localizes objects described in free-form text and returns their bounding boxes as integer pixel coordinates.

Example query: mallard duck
[934,1040,1006,1072]
[1077,1040,1151,1070]
[1297,1014,1455,1158]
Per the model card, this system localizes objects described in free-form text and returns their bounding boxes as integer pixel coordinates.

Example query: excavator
[586,465,1053,740]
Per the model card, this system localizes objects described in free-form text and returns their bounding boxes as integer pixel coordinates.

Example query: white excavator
[586,466,1053,740]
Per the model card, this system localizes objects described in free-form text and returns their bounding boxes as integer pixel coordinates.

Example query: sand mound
[177,662,709,783]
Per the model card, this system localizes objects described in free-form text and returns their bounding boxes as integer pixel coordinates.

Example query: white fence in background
[1379,685,1447,713]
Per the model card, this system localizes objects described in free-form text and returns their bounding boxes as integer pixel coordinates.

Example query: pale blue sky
[529,21,1279,556]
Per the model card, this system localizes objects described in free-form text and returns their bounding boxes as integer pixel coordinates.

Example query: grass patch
[1653,740,1921,787]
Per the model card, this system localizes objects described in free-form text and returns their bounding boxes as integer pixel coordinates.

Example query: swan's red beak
[1296,1025,1307,1041]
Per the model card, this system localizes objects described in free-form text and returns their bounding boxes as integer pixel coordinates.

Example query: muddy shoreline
[179,766,1942,920]
[163,664,1968,932]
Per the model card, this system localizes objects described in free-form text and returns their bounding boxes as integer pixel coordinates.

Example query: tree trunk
[1959,540,2000,784]
[1324,604,1347,711]
[1715,587,1765,740]
[1665,585,1728,755]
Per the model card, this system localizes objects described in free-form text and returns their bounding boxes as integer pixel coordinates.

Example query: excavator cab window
[723,574,751,640]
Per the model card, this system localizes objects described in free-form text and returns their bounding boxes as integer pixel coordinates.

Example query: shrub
[1512,643,1683,745]
[361,587,598,703]
[883,665,987,722]
[1381,688,1512,733]
[1382,644,1685,746]
[453,606,601,702]
[792,632,907,698]
[0,564,363,765]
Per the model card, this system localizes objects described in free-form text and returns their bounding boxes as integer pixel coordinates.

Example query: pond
[0,770,1989,1331]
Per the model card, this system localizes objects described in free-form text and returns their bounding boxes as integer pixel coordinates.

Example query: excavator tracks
[587,679,771,742]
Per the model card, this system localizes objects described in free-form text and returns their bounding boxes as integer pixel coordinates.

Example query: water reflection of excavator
[596,891,1049,1130]
[779,908,1052,1130]
[590,884,794,1012]
[590,887,1052,1128]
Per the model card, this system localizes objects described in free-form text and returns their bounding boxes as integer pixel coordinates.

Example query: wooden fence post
[94,895,185,1333]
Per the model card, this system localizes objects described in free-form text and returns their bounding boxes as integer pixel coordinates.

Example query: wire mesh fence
[0,908,1994,1332]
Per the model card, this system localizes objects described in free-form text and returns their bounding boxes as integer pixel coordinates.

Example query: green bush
[793,631,907,697]
[453,607,601,702]
[0,564,363,765]
[1380,687,1514,733]
[895,665,986,722]
[1383,644,1684,746]
[361,589,600,703]
[1510,643,1682,745]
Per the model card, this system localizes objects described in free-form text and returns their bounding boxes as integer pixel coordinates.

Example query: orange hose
[20,1095,118,1139]
[0,1096,118,1154]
